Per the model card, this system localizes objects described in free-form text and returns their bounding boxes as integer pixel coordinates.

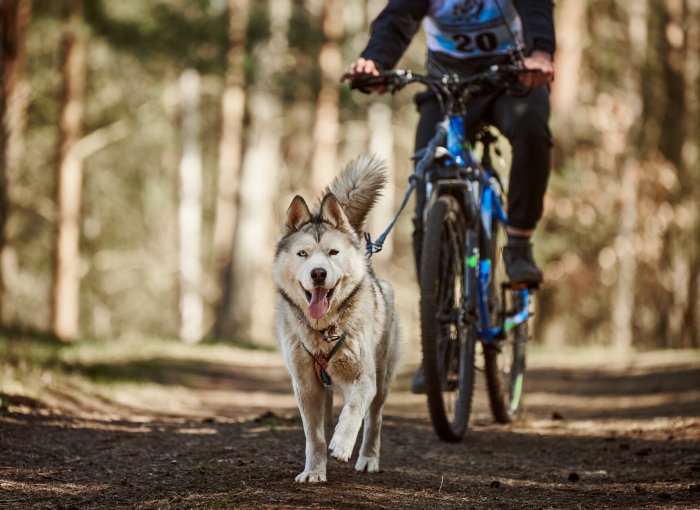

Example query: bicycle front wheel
[483,219,528,423]
[420,195,476,442]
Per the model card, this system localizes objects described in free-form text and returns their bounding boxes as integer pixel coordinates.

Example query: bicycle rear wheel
[483,219,528,423]
[420,195,476,442]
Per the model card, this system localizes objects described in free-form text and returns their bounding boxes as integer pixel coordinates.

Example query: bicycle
[349,65,537,442]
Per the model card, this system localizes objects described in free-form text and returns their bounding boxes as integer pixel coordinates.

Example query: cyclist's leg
[491,87,551,231]
[410,92,442,394]
[413,91,443,276]
[489,86,552,284]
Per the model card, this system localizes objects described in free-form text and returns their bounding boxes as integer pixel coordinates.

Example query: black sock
[507,233,531,247]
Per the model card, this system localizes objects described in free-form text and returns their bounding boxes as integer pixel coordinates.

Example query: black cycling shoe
[503,243,543,286]
[410,365,426,394]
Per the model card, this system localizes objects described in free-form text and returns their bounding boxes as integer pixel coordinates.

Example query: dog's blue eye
[329,249,339,256]
[297,250,307,258]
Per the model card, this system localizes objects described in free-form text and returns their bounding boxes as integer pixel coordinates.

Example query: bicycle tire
[420,195,476,442]
[483,218,528,423]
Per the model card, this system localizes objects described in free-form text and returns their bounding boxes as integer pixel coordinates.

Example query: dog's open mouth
[303,285,335,320]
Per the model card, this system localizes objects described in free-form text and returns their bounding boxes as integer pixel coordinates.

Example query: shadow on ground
[1,348,699,509]
[1,410,699,510]
[59,357,292,394]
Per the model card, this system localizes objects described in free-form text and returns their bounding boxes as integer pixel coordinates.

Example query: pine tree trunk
[212,0,249,337]
[223,0,291,345]
[309,0,343,196]
[178,69,204,344]
[52,0,86,341]
[610,0,647,352]
[611,159,639,351]
[678,0,699,348]
[551,0,585,155]
[646,0,699,348]
[367,102,395,259]
[0,0,31,324]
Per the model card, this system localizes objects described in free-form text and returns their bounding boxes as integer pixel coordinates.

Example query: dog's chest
[295,335,364,386]
[326,344,363,383]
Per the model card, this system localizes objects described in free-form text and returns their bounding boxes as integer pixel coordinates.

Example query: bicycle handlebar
[347,65,540,97]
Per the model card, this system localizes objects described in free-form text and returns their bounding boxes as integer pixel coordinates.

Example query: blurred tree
[539,0,700,349]
[1,0,32,323]
[52,0,86,341]
[308,0,343,196]
[681,0,700,348]
[212,0,249,339]
[224,0,291,345]
[366,102,395,259]
[178,69,204,344]
[550,0,584,157]
[1,0,695,349]
[610,1,647,352]
[83,0,227,75]
[658,0,700,348]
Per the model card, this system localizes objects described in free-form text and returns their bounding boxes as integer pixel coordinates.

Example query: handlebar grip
[349,75,388,93]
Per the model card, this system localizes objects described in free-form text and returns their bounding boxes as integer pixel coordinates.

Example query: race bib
[423,0,524,59]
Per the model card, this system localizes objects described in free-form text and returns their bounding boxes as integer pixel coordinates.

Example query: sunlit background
[1,0,699,354]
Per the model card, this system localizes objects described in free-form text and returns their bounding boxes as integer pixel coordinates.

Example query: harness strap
[365,178,417,256]
[299,330,348,386]
[365,120,448,257]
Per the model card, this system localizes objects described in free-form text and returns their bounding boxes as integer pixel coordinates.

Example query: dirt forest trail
[1,344,700,509]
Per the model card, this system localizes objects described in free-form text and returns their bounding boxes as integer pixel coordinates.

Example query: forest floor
[1,336,699,509]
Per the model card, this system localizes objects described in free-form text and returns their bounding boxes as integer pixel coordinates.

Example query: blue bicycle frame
[442,114,530,342]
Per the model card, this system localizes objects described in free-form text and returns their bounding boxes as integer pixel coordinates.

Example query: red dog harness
[299,330,348,386]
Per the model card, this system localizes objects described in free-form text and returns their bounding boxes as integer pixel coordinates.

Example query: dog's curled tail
[323,154,387,233]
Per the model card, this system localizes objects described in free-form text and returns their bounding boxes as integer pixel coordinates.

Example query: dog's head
[273,193,366,323]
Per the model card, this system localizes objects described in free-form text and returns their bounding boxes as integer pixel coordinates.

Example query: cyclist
[343,0,555,287]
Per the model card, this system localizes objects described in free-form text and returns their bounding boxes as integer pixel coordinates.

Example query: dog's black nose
[311,268,327,283]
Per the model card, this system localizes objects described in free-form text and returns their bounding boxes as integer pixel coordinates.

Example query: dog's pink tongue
[308,287,330,320]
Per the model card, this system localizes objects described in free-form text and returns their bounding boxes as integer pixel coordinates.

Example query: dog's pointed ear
[285,195,311,234]
[320,193,352,232]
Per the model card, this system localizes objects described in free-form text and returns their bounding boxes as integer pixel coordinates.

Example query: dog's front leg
[324,386,333,445]
[329,376,375,462]
[293,381,329,483]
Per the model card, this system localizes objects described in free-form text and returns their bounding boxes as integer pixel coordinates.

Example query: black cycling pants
[414,86,552,231]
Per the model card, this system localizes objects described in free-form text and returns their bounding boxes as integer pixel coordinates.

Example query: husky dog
[273,155,401,483]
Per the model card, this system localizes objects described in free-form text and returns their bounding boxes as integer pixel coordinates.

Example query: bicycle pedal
[505,281,540,291]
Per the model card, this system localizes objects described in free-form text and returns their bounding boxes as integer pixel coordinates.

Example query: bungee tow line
[365,121,448,257]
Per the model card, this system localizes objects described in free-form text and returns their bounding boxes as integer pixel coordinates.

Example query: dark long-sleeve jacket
[360,0,555,71]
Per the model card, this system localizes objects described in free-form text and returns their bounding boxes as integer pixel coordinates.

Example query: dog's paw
[355,455,380,473]
[295,470,327,483]
[329,434,354,462]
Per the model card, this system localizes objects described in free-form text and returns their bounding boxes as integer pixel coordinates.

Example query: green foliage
[246,3,271,48]
[84,0,228,74]
[31,0,64,20]
[279,3,324,101]
[288,4,323,54]
[0,328,64,368]
[243,3,271,84]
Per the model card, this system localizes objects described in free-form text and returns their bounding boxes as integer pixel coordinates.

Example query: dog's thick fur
[273,155,401,483]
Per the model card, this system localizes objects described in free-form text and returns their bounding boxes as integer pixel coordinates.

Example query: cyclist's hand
[519,51,554,88]
[341,58,387,94]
